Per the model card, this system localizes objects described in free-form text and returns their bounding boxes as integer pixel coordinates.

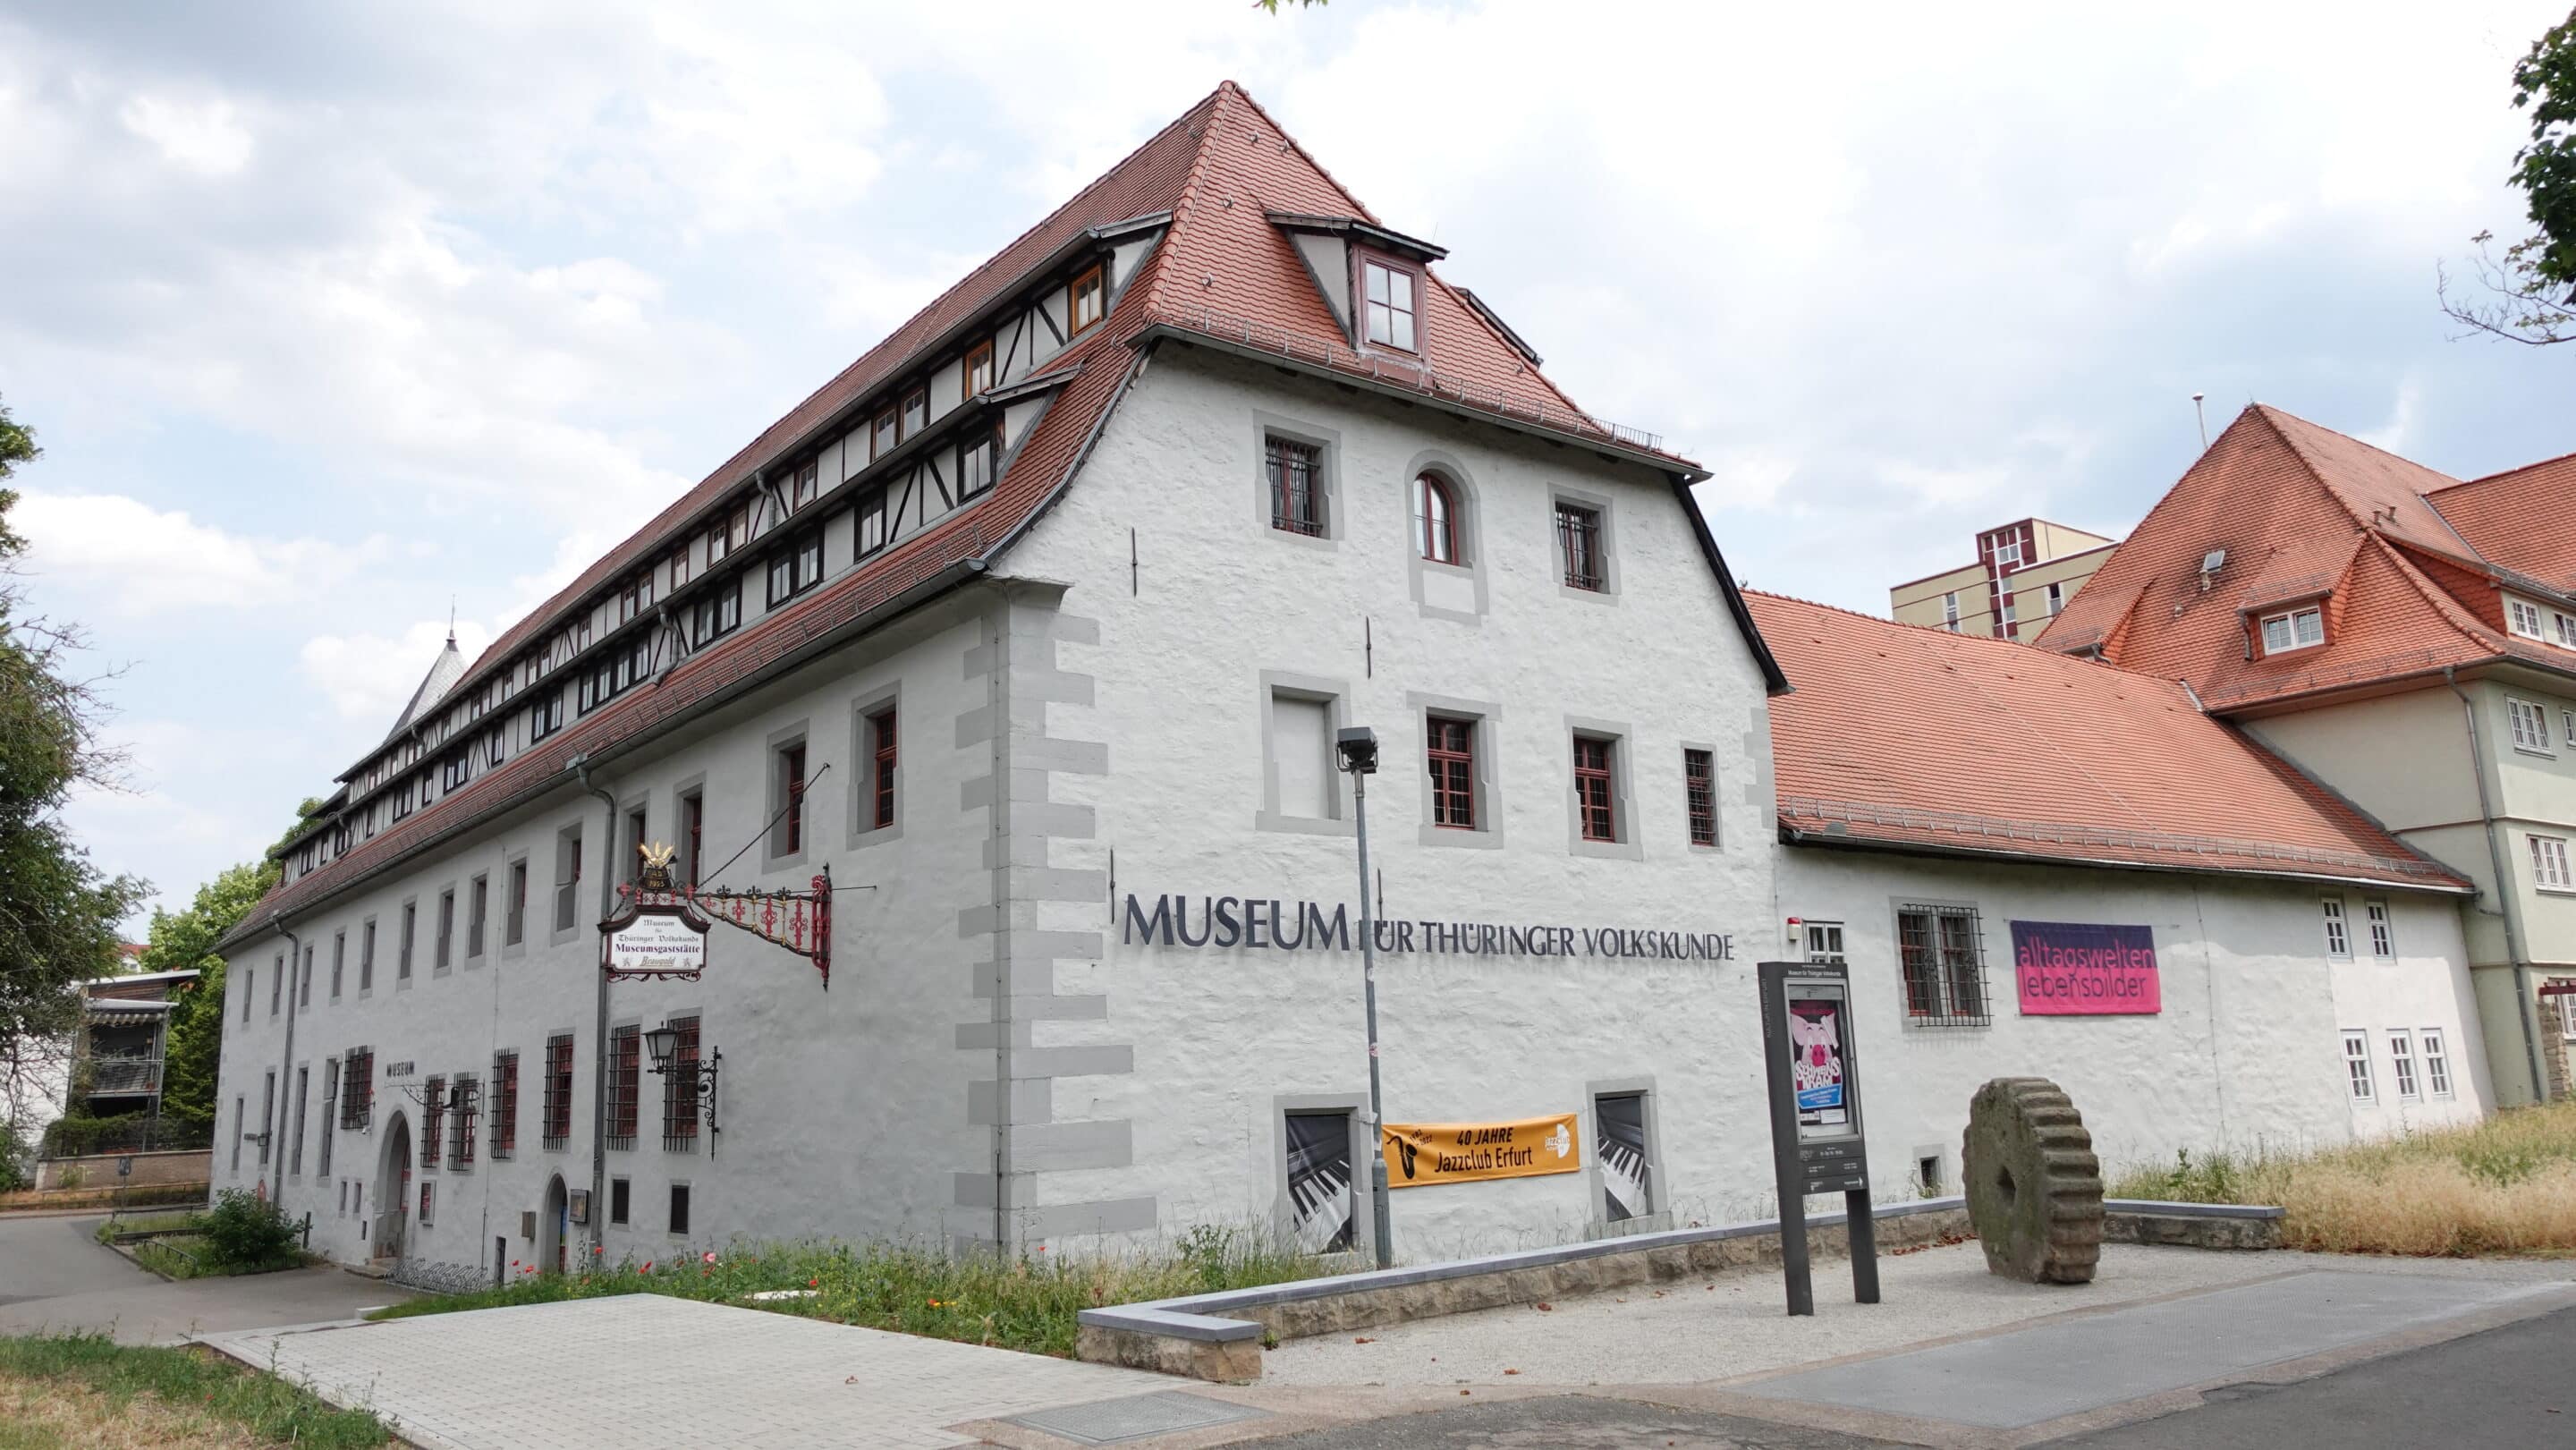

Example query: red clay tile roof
[2032,403,2564,710]
[231,81,1729,945]
[2427,450,2576,595]
[1751,591,2466,890]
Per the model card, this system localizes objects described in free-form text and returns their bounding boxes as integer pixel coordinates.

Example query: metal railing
[81,1055,164,1097]
[1779,795,2457,880]
[1152,304,1665,454]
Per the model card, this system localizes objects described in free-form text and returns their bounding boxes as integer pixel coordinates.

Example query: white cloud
[118,92,253,176]
[2359,377,2425,455]
[10,490,380,615]
[301,618,496,725]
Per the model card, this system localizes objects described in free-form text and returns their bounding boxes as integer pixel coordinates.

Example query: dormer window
[2507,597,2546,640]
[790,458,819,512]
[962,339,994,398]
[1361,258,1417,352]
[1068,263,1106,336]
[900,386,928,442]
[2555,610,2576,647]
[872,407,897,462]
[2260,606,2325,655]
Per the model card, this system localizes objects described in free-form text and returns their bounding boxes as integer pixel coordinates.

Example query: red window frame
[869,708,898,830]
[607,1026,639,1150]
[451,1077,479,1169]
[491,1052,518,1159]
[1068,262,1106,335]
[1684,749,1716,846]
[542,1035,573,1149]
[1415,473,1460,564]
[422,1077,445,1167]
[1556,502,1605,590]
[663,1016,700,1149]
[1267,437,1325,537]
[1428,717,1477,829]
[1574,737,1617,843]
[962,338,994,397]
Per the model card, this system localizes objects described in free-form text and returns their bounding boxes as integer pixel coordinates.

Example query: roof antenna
[2191,393,2208,451]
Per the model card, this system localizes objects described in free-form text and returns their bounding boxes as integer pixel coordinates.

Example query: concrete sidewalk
[0,1211,410,1345]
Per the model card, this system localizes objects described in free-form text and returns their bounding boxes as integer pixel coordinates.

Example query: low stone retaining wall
[1078,1196,2285,1383]
[2101,1198,2284,1251]
[35,1148,212,1191]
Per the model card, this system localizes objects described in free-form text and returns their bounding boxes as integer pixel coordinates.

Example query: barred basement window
[422,1077,445,1170]
[543,1035,573,1150]
[669,1183,692,1236]
[1896,904,1991,1027]
[606,1026,640,1151]
[1684,748,1717,846]
[662,1016,701,1152]
[449,1076,479,1169]
[340,1049,373,1129]
[610,1177,631,1226]
[1267,437,1325,537]
[490,1052,518,1160]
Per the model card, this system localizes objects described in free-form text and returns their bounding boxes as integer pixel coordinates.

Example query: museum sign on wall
[2012,921,2160,1015]
[1120,893,1737,962]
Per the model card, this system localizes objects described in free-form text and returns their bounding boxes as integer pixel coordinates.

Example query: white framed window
[2510,697,2553,752]
[2555,612,2576,648]
[2420,1027,2453,1098]
[2342,1030,2375,1103]
[1943,592,1961,631]
[1992,538,2023,567]
[2551,979,2576,1038]
[2564,708,2576,748]
[1803,920,1845,963]
[2388,1030,2420,1101]
[2320,896,2351,957]
[2000,598,2018,625]
[2046,581,2065,615]
[2508,597,2546,639]
[2365,899,2394,959]
[2531,834,2574,892]
[2259,606,2326,654]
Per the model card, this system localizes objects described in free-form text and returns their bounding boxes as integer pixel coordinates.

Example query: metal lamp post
[1335,725,1394,1269]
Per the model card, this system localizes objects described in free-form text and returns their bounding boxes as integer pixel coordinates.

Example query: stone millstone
[1963,1076,2104,1284]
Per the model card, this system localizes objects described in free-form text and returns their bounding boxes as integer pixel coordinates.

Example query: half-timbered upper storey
[248,80,1772,930]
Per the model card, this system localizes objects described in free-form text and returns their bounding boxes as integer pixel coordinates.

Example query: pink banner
[2012,920,2160,1015]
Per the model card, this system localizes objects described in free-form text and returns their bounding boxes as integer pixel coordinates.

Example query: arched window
[1413,473,1461,564]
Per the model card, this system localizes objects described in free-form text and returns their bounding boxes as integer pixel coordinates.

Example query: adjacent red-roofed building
[2038,403,2576,1105]
[1754,591,2489,1166]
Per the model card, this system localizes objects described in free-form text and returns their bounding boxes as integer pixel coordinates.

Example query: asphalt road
[1238,1303,2576,1448]
[0,1211,409,1344]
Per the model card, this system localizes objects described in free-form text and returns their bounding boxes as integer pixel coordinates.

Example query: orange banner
[1383,1114,1580,1189]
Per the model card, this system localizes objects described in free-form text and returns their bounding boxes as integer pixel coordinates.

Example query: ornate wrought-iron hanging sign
[600,843,833,988]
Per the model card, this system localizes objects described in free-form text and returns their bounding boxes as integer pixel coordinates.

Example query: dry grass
[2110,1101,2576,1256]
[2,1369,272,1449]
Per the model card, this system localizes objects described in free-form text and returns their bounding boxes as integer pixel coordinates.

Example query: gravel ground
[1253,1242,2576,1389]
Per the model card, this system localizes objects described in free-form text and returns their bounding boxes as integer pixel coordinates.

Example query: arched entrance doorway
[539,1174,568,1275]
[374,1111,412,1264]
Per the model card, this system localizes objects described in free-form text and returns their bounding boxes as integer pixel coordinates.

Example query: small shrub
[197,1188,300,1271]
[0,1120,28,1193]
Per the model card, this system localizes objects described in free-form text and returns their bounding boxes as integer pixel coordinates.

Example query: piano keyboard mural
[1284,1111,1356,1253]
[1597,1093,1651,1222]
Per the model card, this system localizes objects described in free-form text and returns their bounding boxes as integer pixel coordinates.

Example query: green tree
[0,397,148,1129]
[148,798,315,1131]
[2445,5,2576,343]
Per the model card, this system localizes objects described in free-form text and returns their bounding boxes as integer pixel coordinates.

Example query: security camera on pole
[1335,725,1395,1270]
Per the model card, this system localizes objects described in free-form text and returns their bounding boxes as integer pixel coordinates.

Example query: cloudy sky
[5,0,2573,930]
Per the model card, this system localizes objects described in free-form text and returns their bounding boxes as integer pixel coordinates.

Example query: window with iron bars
[1267,437,1326,537]
[490,1052,518,1160]
[421,1077,445,1170]
[448,1076,479,1170]
[339,1048,373,1130]
[1895,904,1992,1027]
[606,1026,640,1151]
[662,1016,700,1151]
[542,1035,573,1149]
[1684,748,1717,846]
[1555,501,1605,590]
